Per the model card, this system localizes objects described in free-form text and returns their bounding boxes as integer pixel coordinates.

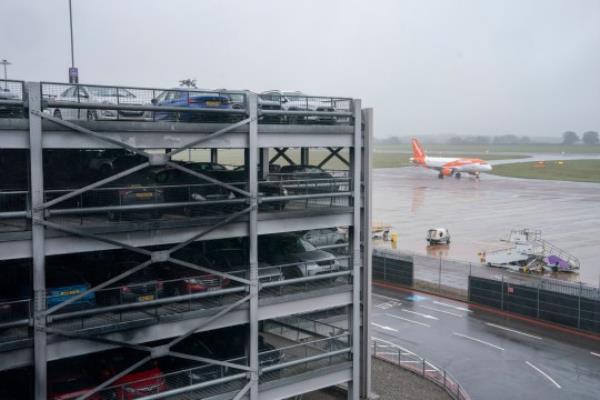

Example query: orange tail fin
[411,138,426,164]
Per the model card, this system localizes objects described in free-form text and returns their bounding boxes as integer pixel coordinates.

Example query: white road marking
[385,313,431,327]
[525,361,561,389]
[371,322,398,332]
[374,293,404,303]
[419,305,464,317]
[452,332,505,351]
[376,301,401,310]
[433,300,472,312]
[402,309,439,320]
[485,322,543,340]
[591,352,600,358]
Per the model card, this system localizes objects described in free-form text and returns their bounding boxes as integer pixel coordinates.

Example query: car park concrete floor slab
[373,167,600,285]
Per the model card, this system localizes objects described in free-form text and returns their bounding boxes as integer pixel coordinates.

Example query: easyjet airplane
[410,138,492,179]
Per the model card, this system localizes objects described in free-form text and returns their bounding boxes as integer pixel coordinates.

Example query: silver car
[260,90,337,124]
[49,85,150,121]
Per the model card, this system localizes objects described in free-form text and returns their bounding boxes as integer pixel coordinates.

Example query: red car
[48,371,102,400]
[112,366,168,399]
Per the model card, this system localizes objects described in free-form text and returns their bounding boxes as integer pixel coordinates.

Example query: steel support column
[211,148,219,164]
[349,99,362,400]
[28,82,47,400]
[247,92,260,399]
[300,147,309,165]
[260,148,269,181]
[360,108,373,399]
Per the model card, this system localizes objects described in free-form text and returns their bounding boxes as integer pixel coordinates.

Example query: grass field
[174,148,525,170]
[374,143,600,154]
[490,159,600,183]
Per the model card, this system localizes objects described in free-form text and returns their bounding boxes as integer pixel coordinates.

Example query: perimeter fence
[373,249,600,334]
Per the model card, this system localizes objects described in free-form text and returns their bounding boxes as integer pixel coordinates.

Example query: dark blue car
[151,89,234,122]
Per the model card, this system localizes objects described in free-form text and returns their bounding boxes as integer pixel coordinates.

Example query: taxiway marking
[419,305,464,318]
[485,322,542,340]
[452,332,504,351]
[385,313,431,327]
[402,309,439,320]
[371,322,398,332]
[525,361,561,389]
[433,300,472,312]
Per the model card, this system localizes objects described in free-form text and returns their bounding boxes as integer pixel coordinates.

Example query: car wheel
[99,164,112,178]
[53,109,62,119]
[87,110,98,121]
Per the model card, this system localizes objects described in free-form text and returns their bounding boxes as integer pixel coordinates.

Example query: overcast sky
[2,0,599,138]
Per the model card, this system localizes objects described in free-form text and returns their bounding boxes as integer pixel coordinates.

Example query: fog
[1,0,599,137]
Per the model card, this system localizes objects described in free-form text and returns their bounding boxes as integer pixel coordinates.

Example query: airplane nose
[485,164,492,171]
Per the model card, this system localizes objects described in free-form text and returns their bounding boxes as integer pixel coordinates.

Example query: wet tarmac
[373,167,600,285]
[372,288,600,400]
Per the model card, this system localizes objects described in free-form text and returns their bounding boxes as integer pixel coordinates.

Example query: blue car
[46,267,96,311]
[151,89,234,122]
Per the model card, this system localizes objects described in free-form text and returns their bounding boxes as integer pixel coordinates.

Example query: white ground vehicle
[49,85,150,121]
[426,228,450,245]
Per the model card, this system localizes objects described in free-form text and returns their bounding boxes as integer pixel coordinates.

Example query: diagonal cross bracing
[166,161,251,198]
[270,147,295,165]
[318,147,349,168]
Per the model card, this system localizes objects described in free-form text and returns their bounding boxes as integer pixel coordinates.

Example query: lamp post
[68,0,78,83]
[0,59,10,90]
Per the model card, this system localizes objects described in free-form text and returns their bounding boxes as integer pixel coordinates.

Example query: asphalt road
[371,288,600,400]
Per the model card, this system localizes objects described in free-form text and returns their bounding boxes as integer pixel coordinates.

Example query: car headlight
[282,188,288,196]
[124,386,136,393]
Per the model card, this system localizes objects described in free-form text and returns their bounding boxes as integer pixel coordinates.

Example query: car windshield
[86,87,135,98]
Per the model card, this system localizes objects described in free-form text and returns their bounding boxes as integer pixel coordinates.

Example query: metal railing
[0,80,25,118]
[95,334,351,400]
[0,175,352,227]
[29,82,354,125]
[372,338,470,400]
[0,256,352,343]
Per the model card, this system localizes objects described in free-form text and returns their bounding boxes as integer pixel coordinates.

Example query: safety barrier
[372,338,470,400]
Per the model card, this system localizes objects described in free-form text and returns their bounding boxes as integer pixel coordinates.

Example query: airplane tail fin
[411,138,426,165]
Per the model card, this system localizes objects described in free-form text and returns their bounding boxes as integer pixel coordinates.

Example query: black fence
[372,250,600,335]
[372,249,413,286]
[469,276,600,334]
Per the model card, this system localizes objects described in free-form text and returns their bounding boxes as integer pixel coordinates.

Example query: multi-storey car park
[0,80,373,400]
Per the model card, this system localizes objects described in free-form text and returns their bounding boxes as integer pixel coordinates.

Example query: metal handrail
[372,338,470,400]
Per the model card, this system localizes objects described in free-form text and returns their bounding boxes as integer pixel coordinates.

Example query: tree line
[562,131,599,145]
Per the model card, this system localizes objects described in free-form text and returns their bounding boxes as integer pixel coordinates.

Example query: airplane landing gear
[438,172,444,179]
[455,172,461,179]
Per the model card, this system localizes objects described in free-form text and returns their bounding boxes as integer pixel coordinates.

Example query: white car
[260,90,338,124]
[49,86,150,121]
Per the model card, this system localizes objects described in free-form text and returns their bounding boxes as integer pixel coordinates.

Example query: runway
[373,167,600,285]
[371,287,600,400]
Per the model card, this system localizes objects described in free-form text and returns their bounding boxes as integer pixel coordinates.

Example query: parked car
[276,165,341,195]
[108,263,164,304]
[216,89,283,123]
[48,370,102,400]
[99,352,167,399]
[0,88,23,118]
[158,262,228,296]
[301,228,347,254]
[49,85,150,121]
[101,168,165,221]
[87,150,147,178]
[258,234,340,279]
[46,266,96,311]
[151,88,233,122]
[205,248,283,284]
[260,90,337,124]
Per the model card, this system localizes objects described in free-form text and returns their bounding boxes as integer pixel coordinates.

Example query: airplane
[410,138,492,179]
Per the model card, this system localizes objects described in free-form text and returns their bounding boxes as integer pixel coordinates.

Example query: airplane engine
[441,168,453,176]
